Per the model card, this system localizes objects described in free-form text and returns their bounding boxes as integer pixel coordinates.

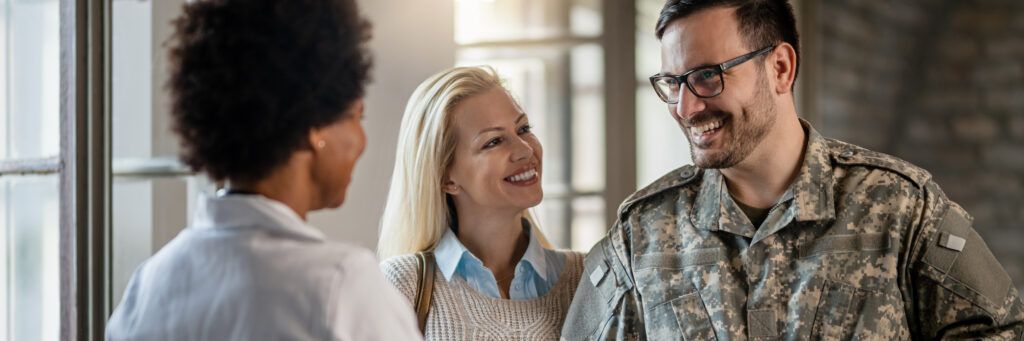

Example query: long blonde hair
[377,66,550,259]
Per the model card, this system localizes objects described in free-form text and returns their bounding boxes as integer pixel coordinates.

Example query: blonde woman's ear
[443,180,461,195]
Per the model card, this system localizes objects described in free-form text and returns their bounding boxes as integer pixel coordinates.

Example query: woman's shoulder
[377,253,422,303]
[547,249,585,282]
[379,253,421,279]
[552,249,585,267]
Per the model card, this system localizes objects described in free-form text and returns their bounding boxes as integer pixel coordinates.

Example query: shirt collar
[690,170,757,237]
[433,219,549,282]
[789,119,836,223]
[691,119,835,234]
[433,228,467,281]
[519,219,549,281]
[191,193,326,241]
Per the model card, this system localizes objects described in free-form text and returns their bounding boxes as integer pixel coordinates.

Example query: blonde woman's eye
[484,137,502,149]
[517,124,533,134]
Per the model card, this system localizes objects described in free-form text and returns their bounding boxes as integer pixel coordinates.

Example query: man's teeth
[690,120,723,135]
[507,169,538,182]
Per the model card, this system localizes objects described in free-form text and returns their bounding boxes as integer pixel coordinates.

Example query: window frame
[61,0,112,339]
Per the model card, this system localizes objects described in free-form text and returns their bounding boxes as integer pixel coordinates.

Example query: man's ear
[769,43,798,94]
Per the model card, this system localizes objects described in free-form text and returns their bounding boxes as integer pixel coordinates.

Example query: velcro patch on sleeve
[939,232,966,252]
[924,205,1013,317]
[590,263,609,287]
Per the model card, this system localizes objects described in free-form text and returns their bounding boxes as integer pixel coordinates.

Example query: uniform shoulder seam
[617,164,701,219]
[826,138,932,188]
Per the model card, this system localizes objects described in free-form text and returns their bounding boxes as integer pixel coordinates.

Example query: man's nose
[672,87,706,124]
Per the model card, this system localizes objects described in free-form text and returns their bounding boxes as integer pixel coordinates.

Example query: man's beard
[684,74,777,169]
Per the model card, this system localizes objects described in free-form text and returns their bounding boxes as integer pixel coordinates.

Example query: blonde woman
[378,66,584,340]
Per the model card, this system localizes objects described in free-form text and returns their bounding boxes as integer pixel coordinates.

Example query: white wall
[308,0,456,251]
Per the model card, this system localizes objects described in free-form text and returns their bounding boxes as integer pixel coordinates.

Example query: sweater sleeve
[379,254,420,308]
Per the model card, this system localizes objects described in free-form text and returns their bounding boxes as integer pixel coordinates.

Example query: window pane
[571,195,604,251]
[1,0,60,159]
[636,87,692,188]
[570,44,604,192]
[569,0,601,37]
[112,0,155,161]
[0,175,59,341]
[112,0,182,161]
[533,198,569,249]
[0,0,62,339]
[455,0,600,44]
[636,30,662,82]
[635,0,662,80]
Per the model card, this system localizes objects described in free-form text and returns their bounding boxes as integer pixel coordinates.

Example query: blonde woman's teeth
[506,169,538,183]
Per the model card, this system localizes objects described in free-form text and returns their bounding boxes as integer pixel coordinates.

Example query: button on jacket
[106,194,421,341]
[562,120,1024,340]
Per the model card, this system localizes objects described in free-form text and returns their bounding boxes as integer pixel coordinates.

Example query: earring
[316,140,326,149]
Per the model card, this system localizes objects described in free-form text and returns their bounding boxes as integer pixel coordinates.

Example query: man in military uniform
[562,0,1024,339]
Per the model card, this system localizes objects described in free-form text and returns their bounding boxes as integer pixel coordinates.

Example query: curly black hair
[169,0,372,182]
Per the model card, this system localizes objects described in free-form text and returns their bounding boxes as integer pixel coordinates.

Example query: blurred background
[0,0,1021,339]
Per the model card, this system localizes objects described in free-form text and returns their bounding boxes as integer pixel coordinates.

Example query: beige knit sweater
[380,250,584,340]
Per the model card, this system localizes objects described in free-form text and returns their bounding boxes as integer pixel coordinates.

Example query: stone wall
[814,0,1024,292]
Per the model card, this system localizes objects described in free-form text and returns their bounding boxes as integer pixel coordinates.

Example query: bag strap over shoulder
[414,251,436,334]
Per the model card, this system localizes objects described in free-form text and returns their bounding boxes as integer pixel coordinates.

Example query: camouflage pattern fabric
[562,120,1024,340]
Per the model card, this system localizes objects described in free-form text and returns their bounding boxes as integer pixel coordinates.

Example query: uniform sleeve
[327,249,423,341]
[908,182,1024,340]
[562,221,646,340]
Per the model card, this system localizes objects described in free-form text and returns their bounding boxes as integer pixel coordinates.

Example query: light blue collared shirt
[433,222,566,300]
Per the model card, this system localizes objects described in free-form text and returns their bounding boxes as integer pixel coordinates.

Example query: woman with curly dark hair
[105,0,420,339]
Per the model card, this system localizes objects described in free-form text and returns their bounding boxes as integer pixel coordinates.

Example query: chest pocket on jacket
[810,279,890,340]
[798,232,895,289]
[796,232,900,339]
[635,248,725,340]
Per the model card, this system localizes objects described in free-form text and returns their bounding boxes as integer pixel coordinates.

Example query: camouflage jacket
[562,122,1024,340]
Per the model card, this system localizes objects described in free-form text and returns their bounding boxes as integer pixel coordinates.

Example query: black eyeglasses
[649,45,776,104]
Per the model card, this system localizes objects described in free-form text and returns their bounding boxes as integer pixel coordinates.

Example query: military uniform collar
[691,170,758,237]
[691,119,836,233]
[790,119,836,223]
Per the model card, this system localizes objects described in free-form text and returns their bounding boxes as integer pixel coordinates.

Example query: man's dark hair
[656,0,799,83]
[169,0,372,182]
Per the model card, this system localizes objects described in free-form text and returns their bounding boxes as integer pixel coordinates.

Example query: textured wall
[814,0,1024,292]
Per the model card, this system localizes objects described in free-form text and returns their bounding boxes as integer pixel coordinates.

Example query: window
[0,0,205,338]
[0,0,62,339]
